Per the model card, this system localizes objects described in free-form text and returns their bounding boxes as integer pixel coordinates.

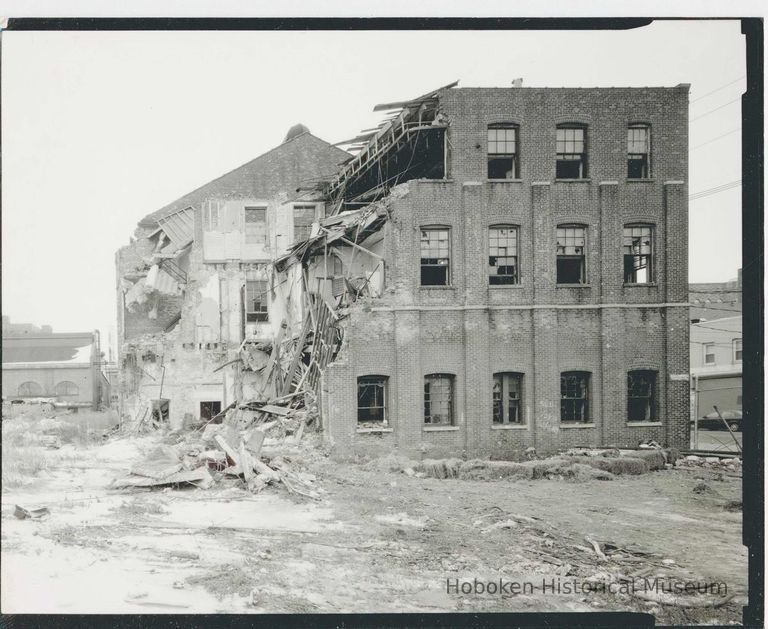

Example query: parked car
[692,410,742,432]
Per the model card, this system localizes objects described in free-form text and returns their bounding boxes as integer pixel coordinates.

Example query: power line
[690,97,741,122]
[689,128,740,151]
[690,76,746,103]
[689,180,741,200]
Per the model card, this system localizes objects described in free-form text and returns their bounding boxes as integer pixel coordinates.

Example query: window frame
[703,343,716,365]
[623,224,654,285]
[488,224,519,286]
[292,204,317,243]
[54,381,80,397]
[487,123,520,179]
[556,224,587,285]
[627,369,658,422]
[244,206,268,246]
[492,372,524,425]
[357,375,388,424]
[18,381,43,397]
[245,279,269,323]
[627,123,651,179]
[560,371,591,423]
[420,226,451,287]
[424,373,455,426]
[555,124,588,179]
[733,338,743,363]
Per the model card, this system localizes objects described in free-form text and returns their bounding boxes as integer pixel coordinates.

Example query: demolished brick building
[116,126,348,428]
[117,81,691,458]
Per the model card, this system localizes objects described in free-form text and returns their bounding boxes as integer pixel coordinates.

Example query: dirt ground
[1,418,747,623]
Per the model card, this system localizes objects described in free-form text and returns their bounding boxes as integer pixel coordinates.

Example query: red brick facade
[321,87,690,459]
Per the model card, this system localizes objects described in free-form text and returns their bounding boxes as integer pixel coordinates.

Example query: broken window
[200,401,222,422]
[489,225,519,285]
[330,255,345,297]
[54,381,79,397]
[357,376,387,423]
[556,124,588,179]
[627,370,657,422]
[293,204,316,242]
[733,338,742,362]
[492,372,523,424]
[424,373,454,425]
[627,124,651,179]
[556,225,586,284]
[561,371,590,423]
[487,123,519,179]
[420,227,450,286]
[703,343,716,364]
[245,279,269,322]
[18,381,43,397]
[623,225,654,284]
[244,207,267,245]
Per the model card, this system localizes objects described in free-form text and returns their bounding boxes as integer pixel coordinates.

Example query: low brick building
[281,83,691,458]
[2,327,104,410]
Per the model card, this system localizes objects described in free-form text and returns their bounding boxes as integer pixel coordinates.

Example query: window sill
[356,427,393,434]
[491,424,528,430]
[420,285,456,290]
[554,178,591,183]
[423,426,460,432]
[556,283,592,288]
[623,282,657,287]
[419,179,455,183]
[560,423,596,429]
[487,179,523,183]
[489,283,524,289]
[626,422,663,427]
[626,178,655,183]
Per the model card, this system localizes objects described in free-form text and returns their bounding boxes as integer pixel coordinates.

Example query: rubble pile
[677,455,742,473]
[111,396,321,500]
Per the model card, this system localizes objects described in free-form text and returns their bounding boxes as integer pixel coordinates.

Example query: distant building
[690,315,742,420]
[2,315,53,337]
[2,329,105,409]
[689,270,742,322]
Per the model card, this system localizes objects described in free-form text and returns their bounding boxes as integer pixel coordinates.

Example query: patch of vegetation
[186,564,256,600]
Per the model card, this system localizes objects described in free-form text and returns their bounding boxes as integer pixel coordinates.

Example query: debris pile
[677,455,742,473]
[404,447,681,482]
[111,396,321,500]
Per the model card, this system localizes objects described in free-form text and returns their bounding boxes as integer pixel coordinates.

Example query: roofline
[2,333,96,340]
[138,131,349,227]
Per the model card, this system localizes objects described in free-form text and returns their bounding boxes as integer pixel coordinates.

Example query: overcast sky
[1,20,745,354]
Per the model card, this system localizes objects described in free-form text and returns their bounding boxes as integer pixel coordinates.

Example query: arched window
[18,381,43,397]
[623,224,654,284]
[556,123,588,179]
[627,370,658,422]
[488,225,519,285]
[627,124,651,179]
[487,123,519,179]
[493,372,524,424]
[55,381,80,398]
[560,371,590,423]
[556,224,587,284]
[424,373,455,425]
[357,375,388,423]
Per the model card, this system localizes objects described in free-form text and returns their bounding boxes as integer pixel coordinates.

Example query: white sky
[1,20,746,355]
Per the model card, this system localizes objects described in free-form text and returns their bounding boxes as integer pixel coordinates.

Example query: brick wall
[323,87,690,458]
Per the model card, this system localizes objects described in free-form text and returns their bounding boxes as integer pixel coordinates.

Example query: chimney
[512,78,523,88]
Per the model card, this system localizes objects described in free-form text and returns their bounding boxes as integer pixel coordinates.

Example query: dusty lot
[1,414,747,623]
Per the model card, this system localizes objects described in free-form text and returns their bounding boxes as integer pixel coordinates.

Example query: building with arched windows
[2,326,105,409]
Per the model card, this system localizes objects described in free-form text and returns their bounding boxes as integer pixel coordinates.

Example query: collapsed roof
[321,80,458,215]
